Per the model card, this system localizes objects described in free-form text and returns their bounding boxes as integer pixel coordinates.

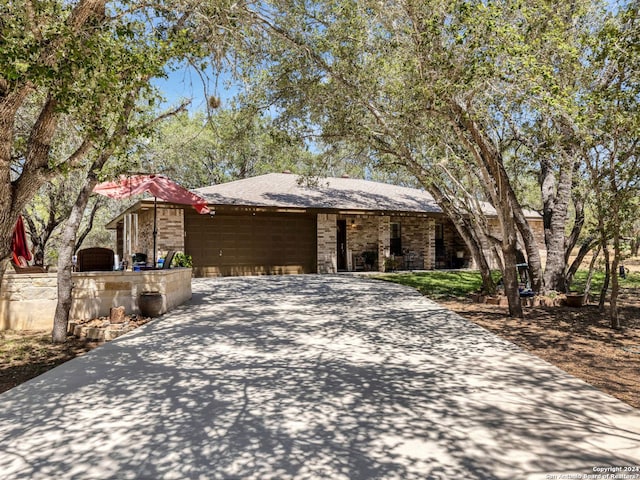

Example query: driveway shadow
[0,275,638,479]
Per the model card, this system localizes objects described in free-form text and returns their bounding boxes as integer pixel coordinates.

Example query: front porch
[316,213,471,274]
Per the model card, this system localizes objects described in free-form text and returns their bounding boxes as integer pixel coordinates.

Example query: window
[390,223,402,256]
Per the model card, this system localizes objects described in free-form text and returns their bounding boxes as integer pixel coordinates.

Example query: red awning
[93,174,210,214]
[11,215,32,265]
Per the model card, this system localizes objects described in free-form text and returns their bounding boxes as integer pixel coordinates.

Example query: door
[185,210,317,276]
[337,219,347,271]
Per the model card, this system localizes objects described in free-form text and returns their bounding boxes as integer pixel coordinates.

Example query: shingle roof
[195,173,442,213]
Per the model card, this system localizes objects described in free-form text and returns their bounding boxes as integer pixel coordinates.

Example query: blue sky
[152,63,240,112]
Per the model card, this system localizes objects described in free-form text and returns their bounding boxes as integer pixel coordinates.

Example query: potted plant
[138,291,164,317]
[173,252,193,268]
[564,292,585,307]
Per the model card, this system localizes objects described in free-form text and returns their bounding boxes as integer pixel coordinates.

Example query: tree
[0,0,244,275]
[582,2,640,328]
[135,105,319,189]
[23,174,114,266]
[231,0,606,316]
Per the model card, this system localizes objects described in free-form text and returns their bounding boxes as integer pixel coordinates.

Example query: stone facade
[483,217,546,269]
[317,214,338,273]
[130,208,185,265]
[377,216,391,272]
[1,269,192,331]
[317,214,439,272]
[435,220,472,269]
[389,216,436,270]
[114,205,543,276]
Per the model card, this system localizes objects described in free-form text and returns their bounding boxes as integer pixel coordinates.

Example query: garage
[184,209,317,276]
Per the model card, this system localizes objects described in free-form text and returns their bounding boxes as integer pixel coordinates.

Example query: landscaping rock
[109,306,126,324]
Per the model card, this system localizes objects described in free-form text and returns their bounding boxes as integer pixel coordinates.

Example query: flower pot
[565,294,585,308]
[138,291,164,317]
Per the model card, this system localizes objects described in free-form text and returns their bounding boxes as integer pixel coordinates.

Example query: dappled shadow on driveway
[0,275,639,479]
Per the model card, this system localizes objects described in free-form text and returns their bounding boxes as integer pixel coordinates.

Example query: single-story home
[105,172,545,276]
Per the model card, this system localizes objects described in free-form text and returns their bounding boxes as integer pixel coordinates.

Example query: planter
[565,293,585,308]
[138,291,164,317]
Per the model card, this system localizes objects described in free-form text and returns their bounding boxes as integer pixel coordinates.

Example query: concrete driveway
[0,275,639,480]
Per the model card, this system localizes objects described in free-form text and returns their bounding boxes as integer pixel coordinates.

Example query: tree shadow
[0,275,639,479]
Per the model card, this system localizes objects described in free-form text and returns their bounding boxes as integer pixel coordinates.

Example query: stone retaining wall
[0,268,192,331]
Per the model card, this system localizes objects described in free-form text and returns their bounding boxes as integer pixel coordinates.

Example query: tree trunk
[582,245,600,304]
[51,180,97,342]
[599,242,610,313]
[539,156,574,292]
[428,184,496,294]
[75,198,103,252]
[609,220,622,330]
[510,195,544,294]
[502,239,523,318]
[564,190,585,265]
[566,237,597,290]
[631,235,639,257]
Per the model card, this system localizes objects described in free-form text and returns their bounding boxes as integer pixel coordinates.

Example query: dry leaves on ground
[441,298,640,409]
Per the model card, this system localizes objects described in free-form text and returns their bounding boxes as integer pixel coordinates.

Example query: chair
[77,247,115,272]
[11,255,48,274]
[12,262,48,274]
[352,253,365,272]
[162,250,176,269]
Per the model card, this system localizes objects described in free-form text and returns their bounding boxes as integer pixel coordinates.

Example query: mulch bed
[441,297,640,409]
[0,314,150,394]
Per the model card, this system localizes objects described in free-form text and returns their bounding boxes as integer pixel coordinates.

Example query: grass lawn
[376,269,640,299]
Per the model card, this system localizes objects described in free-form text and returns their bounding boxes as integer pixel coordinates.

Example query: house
[105,173,545,276]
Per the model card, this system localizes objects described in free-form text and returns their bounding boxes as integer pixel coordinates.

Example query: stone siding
[483,217,547,269]
[317,214,337,273]
[389,216,433,270]
[136,208,185,264]
[344,215,383,270]
[334,214,438,271]
[377,216,391,272]
[1,269,192,331]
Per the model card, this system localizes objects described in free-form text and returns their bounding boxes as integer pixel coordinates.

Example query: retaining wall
[0,268,192,331]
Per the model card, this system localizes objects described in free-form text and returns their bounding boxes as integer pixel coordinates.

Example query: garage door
[185,210,317,276]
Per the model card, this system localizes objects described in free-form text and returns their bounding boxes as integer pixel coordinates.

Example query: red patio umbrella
[11,215,33,266]
[93,174,211,265]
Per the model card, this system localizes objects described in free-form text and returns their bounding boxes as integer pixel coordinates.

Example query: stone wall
[424,218,436,269]
[327,214,437,272]
[484,217,547,269]
[136,207,185,264]
[377,216,391,272]
[1,268,192,331]
[156,208,185,258]
[436,219,471,269]
[317,214,337,273]
[389,216,433,270]
[344,215,383,270]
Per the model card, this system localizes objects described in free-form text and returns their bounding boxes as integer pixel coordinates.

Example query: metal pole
[153,196,157,268]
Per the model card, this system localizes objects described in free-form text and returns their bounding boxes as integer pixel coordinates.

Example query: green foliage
[172,252,193,268]
[570,270,640,292]
[374,271,501,299]
[378,270,640,299]
[135,106,321,188]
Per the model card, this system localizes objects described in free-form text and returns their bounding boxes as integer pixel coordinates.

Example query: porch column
[317,214,337,274]
[377,216,390,272]
[424,218,436,270]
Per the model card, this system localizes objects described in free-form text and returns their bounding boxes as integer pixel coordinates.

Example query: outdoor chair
[161,250,176,269]
[11,256,48,274]
[77,247,115,272]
